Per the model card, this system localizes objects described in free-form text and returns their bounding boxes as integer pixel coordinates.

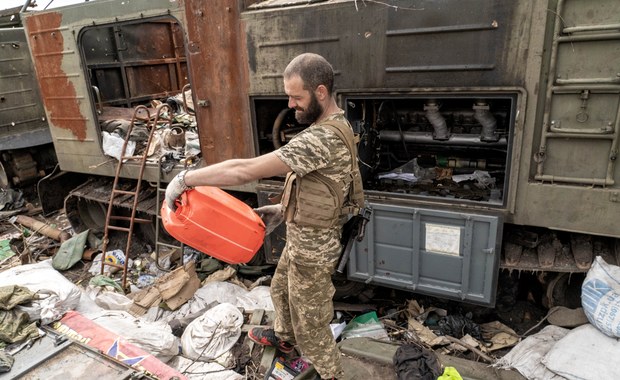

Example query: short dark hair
[283,53,334,96]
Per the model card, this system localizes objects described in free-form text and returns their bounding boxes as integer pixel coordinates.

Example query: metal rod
[534,174,614,186]
[378,130,508,147]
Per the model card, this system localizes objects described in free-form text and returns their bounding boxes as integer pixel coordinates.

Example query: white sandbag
[543,323,620,380]
[493,325,568,380]
[0,259,81,324]
[246,286,274,310]
[195,282,274,311]
[141,286,217,323]
[581,256,620,338]
[82,285,133,311]
[181,303,243,360]
[142,282,274,323]
[93,290,133,311]
[84,310,180,362]
[75,288,106,315]
[195,282,249,306]
[168,356,243,380]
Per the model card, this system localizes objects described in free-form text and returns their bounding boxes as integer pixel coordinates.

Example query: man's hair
[283,53,334,95]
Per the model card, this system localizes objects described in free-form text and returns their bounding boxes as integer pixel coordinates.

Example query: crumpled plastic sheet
[102,131,136,161]
[0,189,24,211]
[377,158,429,183]
[494,325,569,380]
[193,282,274,312]
[0,260,81,324]
[143,281,274,324]
[181,303,243,361]
[83,310,180,362]
[84,286,133,312]
[184,130,201,157]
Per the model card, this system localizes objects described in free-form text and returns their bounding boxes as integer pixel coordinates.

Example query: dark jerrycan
[161,186,265,264]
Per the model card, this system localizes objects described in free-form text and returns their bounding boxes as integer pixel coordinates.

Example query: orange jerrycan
[161,186,266,264]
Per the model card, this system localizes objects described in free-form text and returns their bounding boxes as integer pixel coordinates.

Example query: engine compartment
[255,92,517,206]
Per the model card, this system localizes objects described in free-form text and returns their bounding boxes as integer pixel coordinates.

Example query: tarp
[53,311,186,380]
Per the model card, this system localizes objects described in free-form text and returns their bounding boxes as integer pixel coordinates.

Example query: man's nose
[288,97,297,109]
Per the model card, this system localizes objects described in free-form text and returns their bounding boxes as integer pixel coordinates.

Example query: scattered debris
[0,202,615,379]
[12,215,70,242]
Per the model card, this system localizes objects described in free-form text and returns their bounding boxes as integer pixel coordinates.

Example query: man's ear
[315,84,328,101]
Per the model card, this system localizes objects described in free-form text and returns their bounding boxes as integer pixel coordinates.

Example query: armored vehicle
[6,0,619,306]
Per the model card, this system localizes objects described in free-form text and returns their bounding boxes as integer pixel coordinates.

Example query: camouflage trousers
[271,249,344,379]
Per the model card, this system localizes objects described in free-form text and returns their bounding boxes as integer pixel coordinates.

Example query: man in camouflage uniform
[166,53,357,379]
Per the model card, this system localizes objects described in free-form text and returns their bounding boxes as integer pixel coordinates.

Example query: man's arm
[184,152,291,187]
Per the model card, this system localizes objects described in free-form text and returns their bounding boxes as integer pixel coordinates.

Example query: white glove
[165,170,192,211]
[254,204,284,235]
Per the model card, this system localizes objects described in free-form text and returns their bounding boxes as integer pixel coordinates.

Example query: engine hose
[475,107,499,142]
[425,102,449,140]
[272,108,291,149]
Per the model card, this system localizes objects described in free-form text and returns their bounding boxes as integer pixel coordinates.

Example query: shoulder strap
[320,120,365,214]
[321,120,360,151]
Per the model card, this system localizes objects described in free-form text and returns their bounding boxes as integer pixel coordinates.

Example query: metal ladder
[153,84,195,272]
[153,157,185,272]
[100,104,172,289]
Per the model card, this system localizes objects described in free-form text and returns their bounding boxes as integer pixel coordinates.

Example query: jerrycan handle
[174,189,193,214]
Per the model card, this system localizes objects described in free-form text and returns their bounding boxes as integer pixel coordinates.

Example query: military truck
[7,0,620,306]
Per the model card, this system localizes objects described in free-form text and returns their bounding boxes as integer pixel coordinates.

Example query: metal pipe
[424,100,449,140]
[558,32,620,42]
[534,174,614,186]
[556,78,620,85]
[552,85,620,93]
[544,132,615,139]
[378,130,508,147]
[14,215,71,242]
[563,24,620,33]
[21,0,33,13]
[606,101,620,184]
[473,100,498,142]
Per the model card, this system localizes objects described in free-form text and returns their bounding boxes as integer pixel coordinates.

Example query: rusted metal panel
[184,0,254,163]
[24,11,87,141]
[82,20,189,106]
[21,0,188,181]
[0,27,51,150]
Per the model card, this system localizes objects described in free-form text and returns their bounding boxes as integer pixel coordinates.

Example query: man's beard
[294,93,323,124]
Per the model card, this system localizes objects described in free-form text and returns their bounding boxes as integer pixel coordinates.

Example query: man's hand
[165,170,192,211]
[254,204,284,235]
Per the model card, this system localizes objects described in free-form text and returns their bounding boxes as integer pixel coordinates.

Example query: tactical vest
[281,120,365,228]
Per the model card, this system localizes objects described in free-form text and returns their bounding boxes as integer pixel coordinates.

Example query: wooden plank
[244,309,265,353]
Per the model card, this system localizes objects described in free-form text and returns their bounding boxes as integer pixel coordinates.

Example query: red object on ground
[161,186,266,264]
[53,311,186,380]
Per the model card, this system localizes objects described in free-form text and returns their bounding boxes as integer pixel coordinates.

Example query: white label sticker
[425,224,461,256]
